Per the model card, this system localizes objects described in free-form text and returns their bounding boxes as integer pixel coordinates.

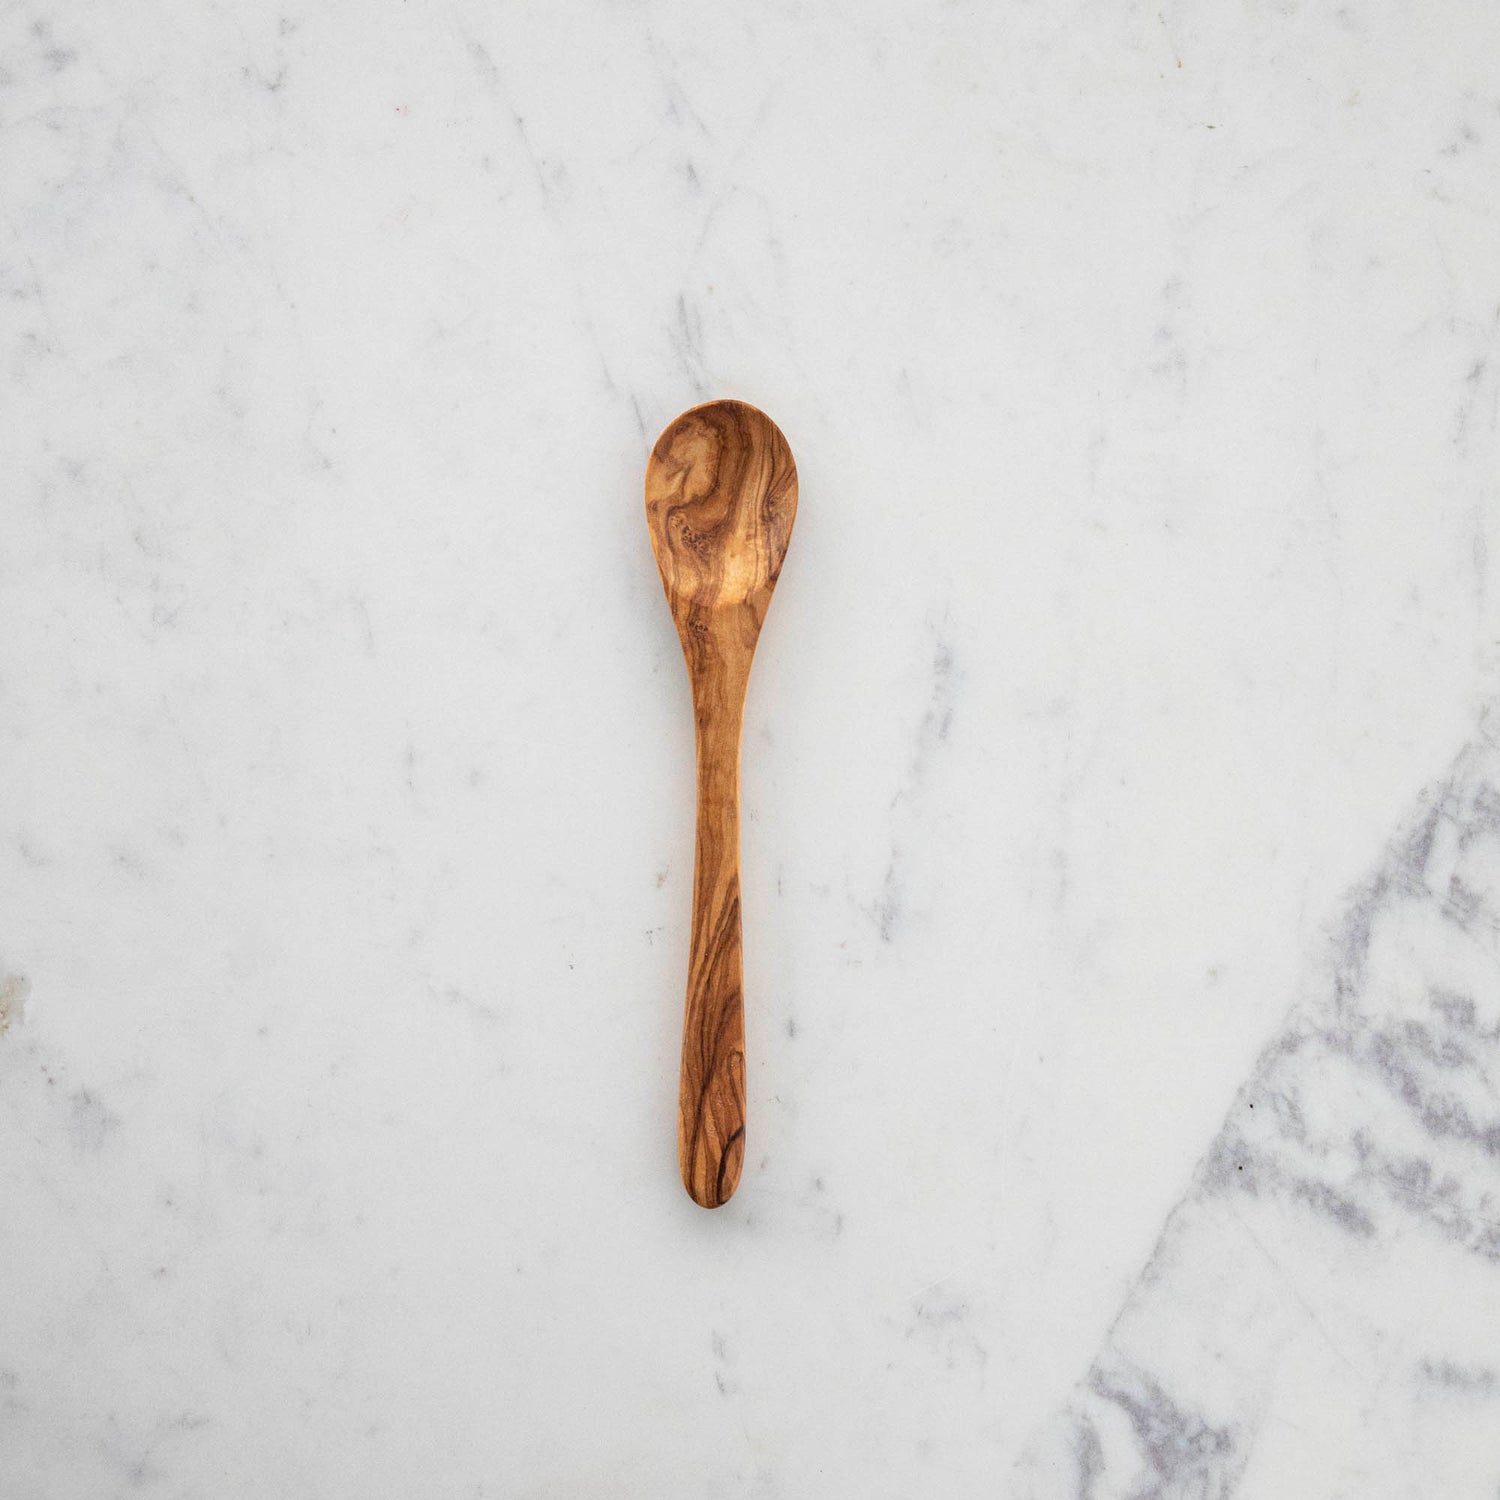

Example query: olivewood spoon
[645,400,798,1209]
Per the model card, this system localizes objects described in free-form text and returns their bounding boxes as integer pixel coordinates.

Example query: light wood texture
[645,400,799,1208]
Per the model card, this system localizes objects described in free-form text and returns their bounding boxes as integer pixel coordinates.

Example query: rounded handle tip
[681,1122,745,1209]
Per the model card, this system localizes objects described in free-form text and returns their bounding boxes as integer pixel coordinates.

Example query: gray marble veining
[1019,717,1500,1497]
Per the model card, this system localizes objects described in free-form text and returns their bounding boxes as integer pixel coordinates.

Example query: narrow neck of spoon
[689,643,748,962]
[692,664,746,808]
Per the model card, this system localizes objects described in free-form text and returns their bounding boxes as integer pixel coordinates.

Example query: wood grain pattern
[645,400,798,1208]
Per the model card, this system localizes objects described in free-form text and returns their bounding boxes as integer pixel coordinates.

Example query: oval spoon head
[645,400,798,648]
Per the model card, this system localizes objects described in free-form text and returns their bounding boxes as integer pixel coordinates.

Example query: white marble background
[3,2,1499,1495]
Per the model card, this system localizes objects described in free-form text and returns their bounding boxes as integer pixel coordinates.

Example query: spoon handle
[679,652,749,1208]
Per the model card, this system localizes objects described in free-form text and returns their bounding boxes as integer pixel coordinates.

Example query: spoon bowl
[646,401,797,626]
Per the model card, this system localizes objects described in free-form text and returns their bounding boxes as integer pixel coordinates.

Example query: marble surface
[3,2,1499,1495]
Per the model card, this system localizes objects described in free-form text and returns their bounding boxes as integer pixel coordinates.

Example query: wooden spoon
[645,400,799,1208]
